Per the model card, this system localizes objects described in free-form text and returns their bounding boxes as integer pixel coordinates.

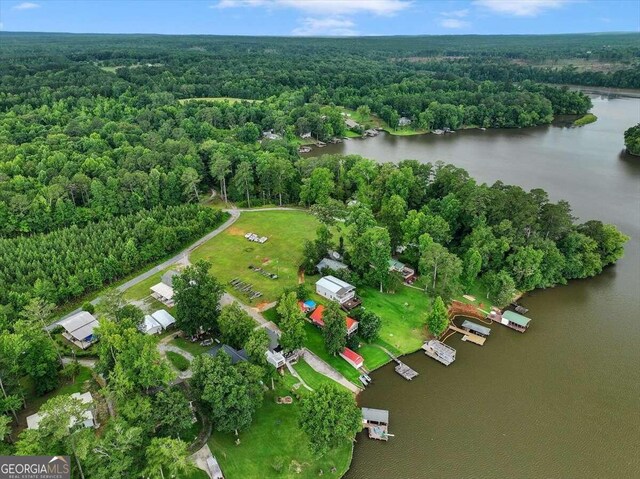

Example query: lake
[311,94,640,478]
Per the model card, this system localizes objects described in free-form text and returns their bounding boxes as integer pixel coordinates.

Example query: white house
[59,311,99,349]
[27,392,96,430]
[398,116,412,127]
[315,276,356,305]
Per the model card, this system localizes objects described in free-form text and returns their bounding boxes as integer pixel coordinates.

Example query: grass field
[573,113,598,126]
[170,337,212,357]
[358,285,429,354]
[178,97,261,105]
[190,210,320,305]
[209,374,352,479]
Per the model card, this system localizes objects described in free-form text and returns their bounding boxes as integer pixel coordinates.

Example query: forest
[624,124,640,155]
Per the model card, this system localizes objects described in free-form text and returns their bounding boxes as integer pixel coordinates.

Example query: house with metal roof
[340,347,364,369]
[316,258,349,273]
[161,270,179,287]
[207,344,248,364]
[388,258,416,282]
[59,311,99,349]
[309,305,359,335]
[315,276,361,309]
[139,315,163,335]
[500,310,532,332]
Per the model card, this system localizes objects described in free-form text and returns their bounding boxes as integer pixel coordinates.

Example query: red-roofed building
[340,348,364,369]
[310,305,325,327]
[310,306,358,336]
[345,316,359,335]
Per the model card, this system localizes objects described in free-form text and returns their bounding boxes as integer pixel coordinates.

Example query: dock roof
[461,320,491,336]
[503,310,532,327]
[362,407,389,424]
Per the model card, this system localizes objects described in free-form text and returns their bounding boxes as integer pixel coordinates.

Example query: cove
[310,94,640,478]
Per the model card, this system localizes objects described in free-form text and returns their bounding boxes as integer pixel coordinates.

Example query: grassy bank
[573,113,598,126]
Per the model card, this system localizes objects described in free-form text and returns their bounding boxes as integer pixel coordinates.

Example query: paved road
[50,206,302,329]
[303,348,361,394]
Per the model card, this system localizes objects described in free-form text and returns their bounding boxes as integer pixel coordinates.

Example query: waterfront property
[316,257,349,273]
[422,340,456,366]
[499,310,532,333]
[388,258,417,283]
[309,305,359,335]
[362,407,390,441]
[59,311,99,349]
[340,347,364,369]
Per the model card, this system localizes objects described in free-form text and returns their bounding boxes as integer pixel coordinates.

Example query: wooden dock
[422,340,456,366]
[447,324,486,346]
[383,349,419,380]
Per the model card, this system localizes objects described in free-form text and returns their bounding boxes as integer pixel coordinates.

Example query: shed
[502,310,532,332]
[340,348,364,369]
[139,315,163,335]
[59,311,99,349]
[461,320,491,337]
[151,309,176,329]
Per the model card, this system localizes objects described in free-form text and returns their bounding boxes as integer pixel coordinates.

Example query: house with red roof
[340,347,364,369]
[309,305,358,335]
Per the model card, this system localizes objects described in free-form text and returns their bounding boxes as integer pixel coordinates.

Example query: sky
[0,0,639,36]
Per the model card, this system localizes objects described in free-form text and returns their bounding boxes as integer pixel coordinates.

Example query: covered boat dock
[362,407,390,441]
[500,310,532,332]
[461,320,491,337]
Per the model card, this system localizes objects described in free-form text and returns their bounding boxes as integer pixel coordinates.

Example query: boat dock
[447,324,487,346]
[383,350,418,380]
[422,340,456,365]
[362,407,391,441]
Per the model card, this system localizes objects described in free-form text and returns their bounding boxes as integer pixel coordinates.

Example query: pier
[422,340,456,366]
[362,408,391,441]
[382,349,419,380]
[447,324,487,346]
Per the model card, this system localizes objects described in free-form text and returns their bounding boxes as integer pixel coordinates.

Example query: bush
[166,351,191,371]
[82,302,95,314]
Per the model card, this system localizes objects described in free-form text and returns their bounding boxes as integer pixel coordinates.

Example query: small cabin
[59,311,99,349]
[501,310,532,333]
[309,305,358,336]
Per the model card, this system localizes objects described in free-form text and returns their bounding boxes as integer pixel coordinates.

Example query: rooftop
[362,407,389,424]
[461,320,491,336]
[208,344,248,364]
[316,275,355,296]
[503,310,532,327]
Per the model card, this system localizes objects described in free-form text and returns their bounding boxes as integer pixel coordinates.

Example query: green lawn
[302,323,361,385]
[358,285,429,354]
[454,280,497,311]
[293,359,344,391]
[209,376,352,479]
[166,351,191,371]
[190,210,320,305]
[170,337,212,357]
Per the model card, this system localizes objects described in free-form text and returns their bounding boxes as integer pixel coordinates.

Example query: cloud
[473,0,571,17]
[13,2,40,10]
[440,18,470,29]
[292,17,358,36]
[441,8,469,18]
[214,0,411,16]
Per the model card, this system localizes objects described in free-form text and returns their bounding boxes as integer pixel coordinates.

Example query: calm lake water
[312,95,640,478]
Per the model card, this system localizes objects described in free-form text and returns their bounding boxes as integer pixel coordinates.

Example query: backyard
[190,210,319,305]
[209,372,353,479]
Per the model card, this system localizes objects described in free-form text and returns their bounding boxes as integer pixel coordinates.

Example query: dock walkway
[447,324,486,346]
[380,348,418,380]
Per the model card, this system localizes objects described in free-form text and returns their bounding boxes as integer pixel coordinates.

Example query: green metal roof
[503,310,532,327]
[389,259,405,269]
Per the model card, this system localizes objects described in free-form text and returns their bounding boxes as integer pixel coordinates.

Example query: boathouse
[362,407,390,441]
[461,320,491,337]
[422,340,456,366]
[340,348,364,369]
[501,310,532,332]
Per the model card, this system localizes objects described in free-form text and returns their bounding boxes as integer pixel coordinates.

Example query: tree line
[0,205,226,323]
